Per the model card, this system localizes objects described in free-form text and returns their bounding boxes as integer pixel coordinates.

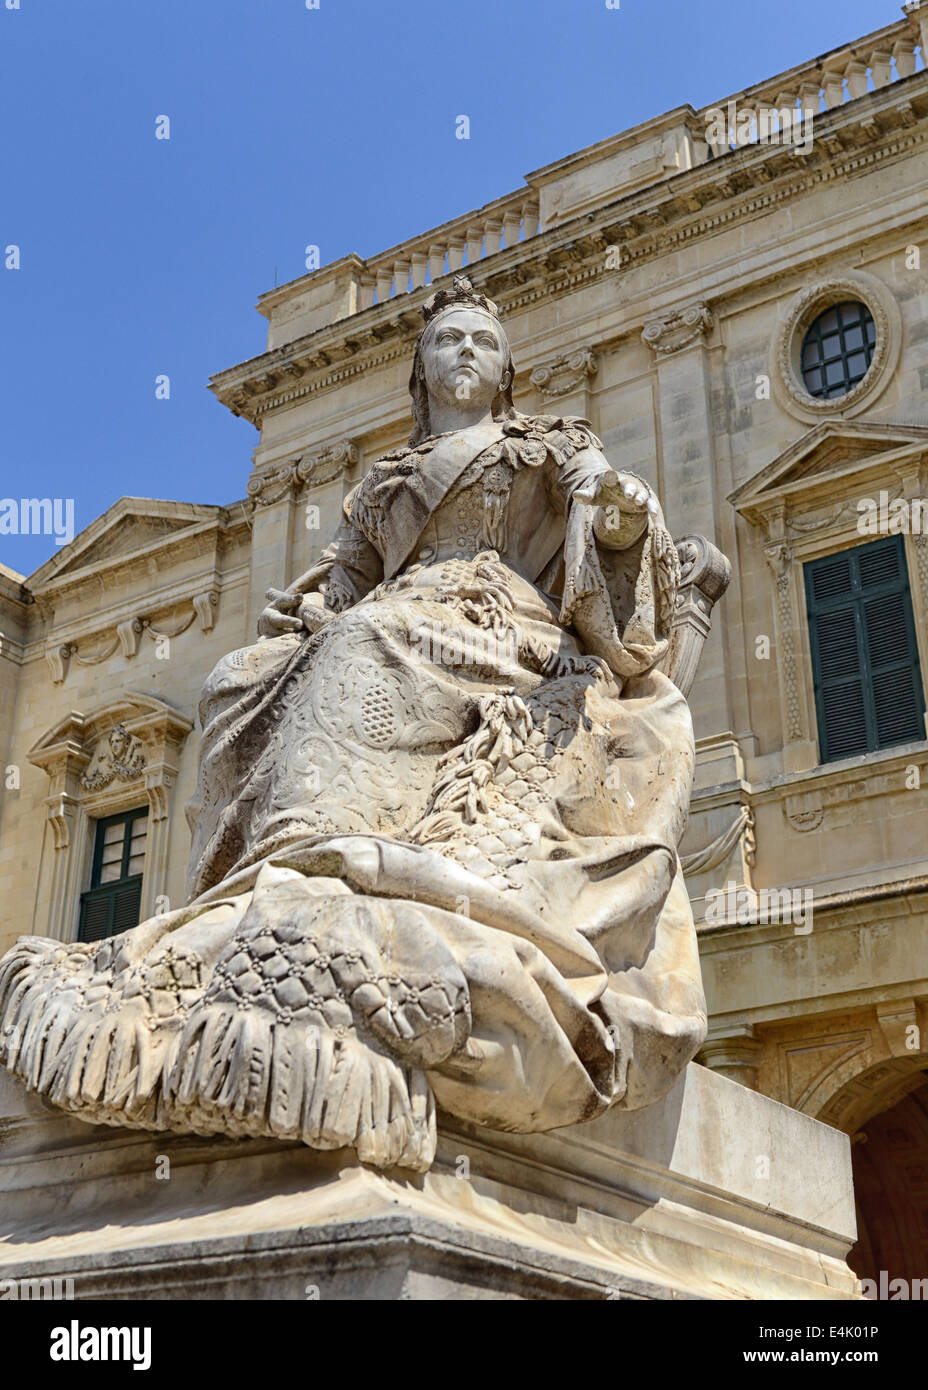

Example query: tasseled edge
[0,940,436,1173]
[0,939,170,1129]
[163,1002,435,1172]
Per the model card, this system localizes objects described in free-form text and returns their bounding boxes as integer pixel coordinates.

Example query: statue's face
[421,308,509,412]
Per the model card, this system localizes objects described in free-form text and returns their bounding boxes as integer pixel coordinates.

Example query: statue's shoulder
[504,413,604,465]
[346,441,425,523]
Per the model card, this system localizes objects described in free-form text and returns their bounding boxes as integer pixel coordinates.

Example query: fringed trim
[163,1003,434,1171]
[0,940,436,1172]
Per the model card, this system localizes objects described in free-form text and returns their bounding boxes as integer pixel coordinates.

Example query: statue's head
[408,276,516,445]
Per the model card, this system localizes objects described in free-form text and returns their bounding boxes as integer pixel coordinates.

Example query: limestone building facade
[3,4,928,1285]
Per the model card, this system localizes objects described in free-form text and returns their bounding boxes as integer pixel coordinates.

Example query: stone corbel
[144,768,175,823]
[45,643,74,684]
[42,789,81,852]
[193,591,219,631]
[117,618,144,658]
[642,304,713,356]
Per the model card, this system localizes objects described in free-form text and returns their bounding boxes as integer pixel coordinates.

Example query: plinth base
[0,1063,860,1300]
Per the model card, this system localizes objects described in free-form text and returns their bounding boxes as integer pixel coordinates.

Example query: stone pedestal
[0,1063,860,1300]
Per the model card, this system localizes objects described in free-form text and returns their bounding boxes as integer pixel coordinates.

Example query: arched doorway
[847,1077,928,1288]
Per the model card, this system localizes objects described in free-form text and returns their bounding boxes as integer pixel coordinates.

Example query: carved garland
[247,438,359,509]
[44,592,219,684]
[529,348,598,398]
[642,304,713,355]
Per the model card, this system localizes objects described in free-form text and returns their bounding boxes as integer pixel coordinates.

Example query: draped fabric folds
[0,414,706,1171]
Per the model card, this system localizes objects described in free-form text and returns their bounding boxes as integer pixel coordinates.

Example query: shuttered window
[78,808,148,943]
[805,536,926,764]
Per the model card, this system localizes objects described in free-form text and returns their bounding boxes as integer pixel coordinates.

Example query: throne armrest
[659,534,732,698]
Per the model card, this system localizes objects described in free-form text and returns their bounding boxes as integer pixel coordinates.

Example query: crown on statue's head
[421,275,500,325]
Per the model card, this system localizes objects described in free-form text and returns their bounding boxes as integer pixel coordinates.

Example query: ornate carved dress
[0,413,707,1172]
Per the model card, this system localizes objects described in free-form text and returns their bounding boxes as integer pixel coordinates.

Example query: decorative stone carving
[914,533,928,610]
[681,804,755,876]
[0,278,729,1173]
[784,788,824,833]
[117,618,143,658]
[642,304,713,355]
[44,593,222,683]
[764,542,804,743]
[23,695,194,940]
[247,438,359,508]
[192,590,219,631]
[80,724,146,791]
[73,637,119,667]
[661,534,732,698]
[44,643,73,685]
[770,271,902,424]
[529,347,598,399]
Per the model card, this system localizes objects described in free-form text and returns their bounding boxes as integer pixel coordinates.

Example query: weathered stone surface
[0,280,725,1172]
[0,1063,860,1301]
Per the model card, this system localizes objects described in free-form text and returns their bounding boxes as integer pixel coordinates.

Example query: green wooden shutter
[805,536,925,764]
[78,808,147,943]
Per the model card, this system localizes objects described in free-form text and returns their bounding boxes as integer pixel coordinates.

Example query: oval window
[800,301,876,400]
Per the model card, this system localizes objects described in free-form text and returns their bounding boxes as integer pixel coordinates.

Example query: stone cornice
[697,872,928,957]
[210,71,928,427]
[27,499,224,590]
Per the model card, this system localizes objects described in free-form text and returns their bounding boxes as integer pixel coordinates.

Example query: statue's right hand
[256,588,305,637]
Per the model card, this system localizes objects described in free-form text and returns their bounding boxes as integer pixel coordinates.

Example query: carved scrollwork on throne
[661,534,732,698]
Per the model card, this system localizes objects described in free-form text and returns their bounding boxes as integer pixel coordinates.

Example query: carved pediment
[28,693,193,780]
[729,420,928,530]
[28,498,227,589]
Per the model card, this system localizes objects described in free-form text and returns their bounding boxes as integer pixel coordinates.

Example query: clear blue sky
[0,0,898,577]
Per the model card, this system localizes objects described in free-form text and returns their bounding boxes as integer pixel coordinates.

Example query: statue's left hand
[574,469,660,517]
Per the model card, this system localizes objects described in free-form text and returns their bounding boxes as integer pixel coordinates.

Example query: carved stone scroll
[661,534,732,698]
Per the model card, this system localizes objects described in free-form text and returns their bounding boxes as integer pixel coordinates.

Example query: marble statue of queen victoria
[0,277,711,1172]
